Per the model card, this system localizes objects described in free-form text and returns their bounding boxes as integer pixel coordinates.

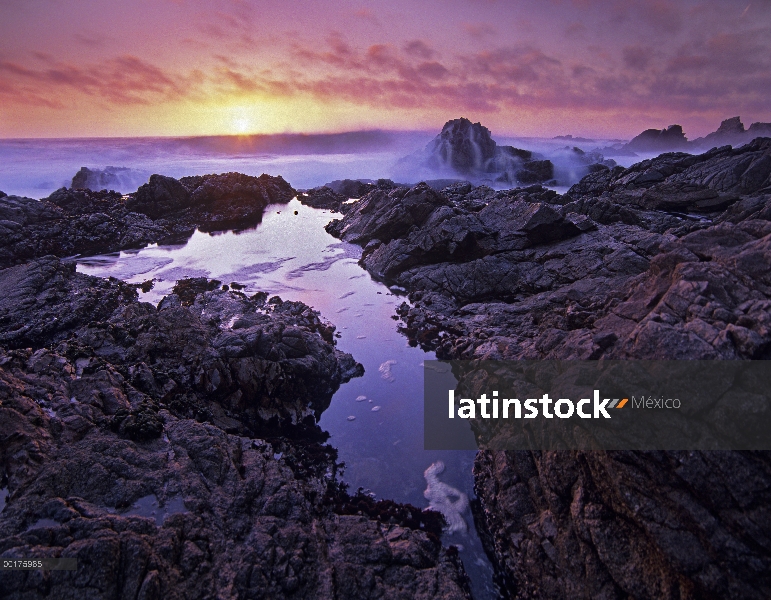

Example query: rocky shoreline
[0,172,296,270]
[326,138,771,599]
[2,133,771,599]
[0,258,471,599]
[0,171,473,598]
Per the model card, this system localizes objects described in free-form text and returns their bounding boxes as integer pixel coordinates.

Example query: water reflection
[77,198,497,599]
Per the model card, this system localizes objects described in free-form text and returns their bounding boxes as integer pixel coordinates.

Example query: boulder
[624,124,689,153]
[401,118,560,186]
[127,174,190,219]
[425,118,497,173]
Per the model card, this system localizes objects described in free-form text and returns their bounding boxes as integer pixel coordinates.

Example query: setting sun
[231,116,251,135]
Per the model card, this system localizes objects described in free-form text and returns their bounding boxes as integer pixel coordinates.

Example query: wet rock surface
[298,179,402,214]
[399,118,591,187]
[327,140,771,599]
[0,172,296,269]
[0,257,471,599]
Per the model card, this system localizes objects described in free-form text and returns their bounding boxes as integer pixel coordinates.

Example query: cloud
[639,0,684,33]
[3,6,770,137]
[461,47,562,85]
[0,55,193,105]
[564,22,587,37]
[463,22,497,38]
[416,61,449,79]
[404,40,436,60]
[73,33,106,48]
[623,45,653,70]
[353,7,380,25]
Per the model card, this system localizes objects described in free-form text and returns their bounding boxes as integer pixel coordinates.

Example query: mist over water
[0,131,434,199]
[0,130,642,199]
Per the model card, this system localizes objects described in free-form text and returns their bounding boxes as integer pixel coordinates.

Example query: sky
[0,0,770,139]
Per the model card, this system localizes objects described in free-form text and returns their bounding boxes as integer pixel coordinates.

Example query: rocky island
[394,118,615,188]
[1,121,771,599]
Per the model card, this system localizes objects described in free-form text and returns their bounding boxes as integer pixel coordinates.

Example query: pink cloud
[463,22,497,38]
[404,40,436,60]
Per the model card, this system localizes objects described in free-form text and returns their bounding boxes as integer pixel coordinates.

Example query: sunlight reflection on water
[77,198,497,599]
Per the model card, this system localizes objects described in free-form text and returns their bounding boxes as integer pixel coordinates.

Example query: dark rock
[0,190,164,268]
[0,257,470,599]
[110,401,164,441]
[181,172,295,229]
[328,183,586,303]
[0,173,296,269]
[299,187,349,212]
[323,179,375,198]
[0,258,362,427]
[325,182,450,245]
[127,174,190,219]
[566,139,771,213]
[328,142,771,599]
[126,172,295,229]
[425,118,497,174]
[473,448,771,600]
[515,159,554,184]
[565,146,617,171]
[624,124,689,153]
[422,179,468,191]
[715,116,745,136]
[692,117,771,150]
[401,118,560,186]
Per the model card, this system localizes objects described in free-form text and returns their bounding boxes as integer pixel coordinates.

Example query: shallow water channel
[77,198,497,599]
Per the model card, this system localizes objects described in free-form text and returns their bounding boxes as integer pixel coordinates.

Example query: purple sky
[1,0,769,138]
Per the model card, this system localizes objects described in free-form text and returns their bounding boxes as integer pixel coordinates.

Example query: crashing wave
[423,460,469,534]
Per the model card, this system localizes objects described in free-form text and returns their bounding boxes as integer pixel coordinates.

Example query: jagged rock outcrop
[0,189,167,268]
[324,179,376,198]
[567,138,771,212]
[298,179,399,213]
[425,119,498,174]
[0,257,471,600]
[0,173,296,269]
[130,172,296,229]
[0,257,361,433]
[692,117,771,150]
[624,124,689,153]
[400,118,567,186]
[327,140,771,599]
[299,186,350,212]
[614,117,771,156]
[326,182,453,247]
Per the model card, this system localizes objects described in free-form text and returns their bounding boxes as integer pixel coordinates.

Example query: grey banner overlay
[1,558,78,570]
[424,360,771,451]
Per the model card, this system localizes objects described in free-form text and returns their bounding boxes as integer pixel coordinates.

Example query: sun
[232,116,251,135]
